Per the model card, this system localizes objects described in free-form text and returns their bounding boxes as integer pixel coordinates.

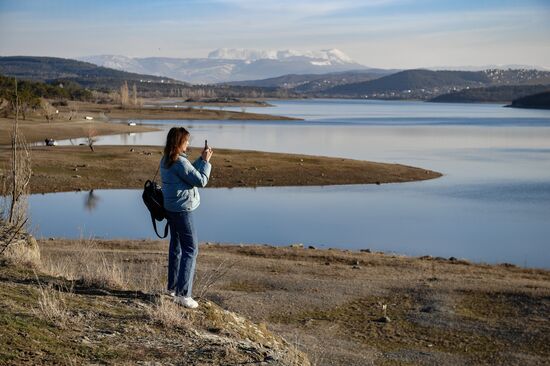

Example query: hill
[430,84,550,103]
[224,69,396,93]
[509,91,550,109]
[321,69,490,98]
[0,56,186,93]
[0,56,301,99]
[319,69,550,100]
[0,241,309,365]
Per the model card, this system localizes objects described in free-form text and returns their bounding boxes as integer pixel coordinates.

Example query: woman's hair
[163,127,190,167]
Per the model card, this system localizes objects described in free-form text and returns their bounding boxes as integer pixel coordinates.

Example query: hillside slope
[0,258,309,365]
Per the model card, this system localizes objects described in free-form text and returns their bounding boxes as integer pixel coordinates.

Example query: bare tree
[120,81,129,107]
[40,99,56,122]
[1,79,32,256]
[87,126,98,152]
[132,83,138,106]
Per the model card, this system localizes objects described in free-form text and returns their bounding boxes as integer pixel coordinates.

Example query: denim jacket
[160,153,211,212]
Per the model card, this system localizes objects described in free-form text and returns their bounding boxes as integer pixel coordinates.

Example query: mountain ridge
[79,49,367,84]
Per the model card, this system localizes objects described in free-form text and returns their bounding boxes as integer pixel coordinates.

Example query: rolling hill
[223,69,396,93]
[430,84,550,103]
[322,69,490,97]
[0,56,186,92]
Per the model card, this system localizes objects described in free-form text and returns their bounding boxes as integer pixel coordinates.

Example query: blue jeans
[165,210,198,297]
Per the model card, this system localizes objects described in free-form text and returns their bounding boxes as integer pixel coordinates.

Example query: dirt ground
[0,117,157,146]
[0,145,441,193]
[0,98,298,145]
[55,100,299,121]
[38,239,550,366]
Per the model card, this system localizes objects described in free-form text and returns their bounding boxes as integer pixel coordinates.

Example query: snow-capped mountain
[207,48,354,64]
[79,49,365,84]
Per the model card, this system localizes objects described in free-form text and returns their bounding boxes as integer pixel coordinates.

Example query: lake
[30,99,550,268]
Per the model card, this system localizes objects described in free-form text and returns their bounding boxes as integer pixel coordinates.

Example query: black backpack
[142,177,169,239]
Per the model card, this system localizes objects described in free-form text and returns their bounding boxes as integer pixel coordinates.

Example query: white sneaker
[174,296,199,309]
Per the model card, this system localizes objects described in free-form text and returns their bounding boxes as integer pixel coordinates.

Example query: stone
[378,316,391,323]
[360,249,371,253]
[307,245,317,250]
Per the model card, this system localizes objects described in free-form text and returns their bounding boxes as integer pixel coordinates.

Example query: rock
[360,249,371,253]
[352,265,360,270]
[378,316,391,323]
[449,256,457,261]
[129,148,135,152]
[307,245,317,250]
[420,305,437,313]
[289,243,303,249]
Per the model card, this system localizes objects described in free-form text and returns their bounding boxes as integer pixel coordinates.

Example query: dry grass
[137,259,166,294]
[194,258,235,299]
[146,296,192,328]
[32,273,78,328]
[41,236,128,289]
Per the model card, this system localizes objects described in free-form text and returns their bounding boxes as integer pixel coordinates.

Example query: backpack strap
[151,212,169,238]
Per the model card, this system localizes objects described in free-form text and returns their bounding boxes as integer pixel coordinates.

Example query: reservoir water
[30,99,550,268]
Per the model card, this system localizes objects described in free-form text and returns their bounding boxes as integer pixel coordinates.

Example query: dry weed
[146,296,192,328]
[32,280,73,328]
[194,259,234,298]
[41,236,128,289]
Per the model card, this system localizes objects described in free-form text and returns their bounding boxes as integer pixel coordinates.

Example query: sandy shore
[37,239,550,365]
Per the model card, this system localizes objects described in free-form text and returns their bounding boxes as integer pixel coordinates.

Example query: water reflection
[84,190,99,212]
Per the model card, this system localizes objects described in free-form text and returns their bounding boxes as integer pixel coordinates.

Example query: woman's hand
[202,147,213,162]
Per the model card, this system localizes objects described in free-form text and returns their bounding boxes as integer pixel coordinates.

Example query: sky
[1,0,549,69]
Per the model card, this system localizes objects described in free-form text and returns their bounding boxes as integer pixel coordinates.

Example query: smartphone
[204,139,208,150]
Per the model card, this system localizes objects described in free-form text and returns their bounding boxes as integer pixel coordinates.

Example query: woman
[160,127,213,308]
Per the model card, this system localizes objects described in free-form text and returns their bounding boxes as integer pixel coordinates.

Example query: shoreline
[0,145,442,194]
[0,98,301,145]
[59,100,301,121]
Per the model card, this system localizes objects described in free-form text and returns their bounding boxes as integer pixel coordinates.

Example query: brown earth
[0,117,157,146]
[0,98,298,145]
[36,239,550,366]
[55,100,300,121]
[0,145,441,194]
